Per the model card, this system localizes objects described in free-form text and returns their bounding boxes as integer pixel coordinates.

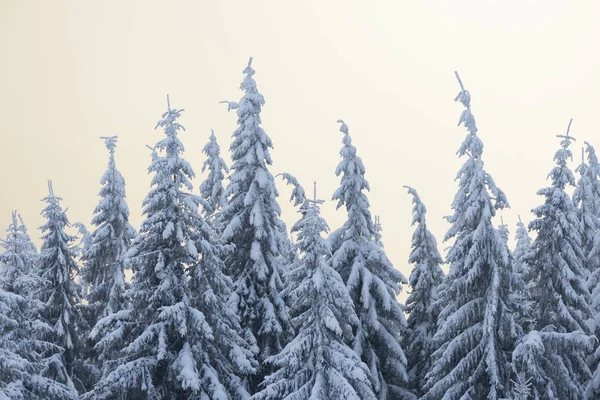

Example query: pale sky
[1,0,599,291]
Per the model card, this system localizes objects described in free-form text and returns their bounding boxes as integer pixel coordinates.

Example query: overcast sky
[1,0,599,288]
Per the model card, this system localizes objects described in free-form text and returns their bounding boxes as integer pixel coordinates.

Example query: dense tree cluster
[2,60,600,399]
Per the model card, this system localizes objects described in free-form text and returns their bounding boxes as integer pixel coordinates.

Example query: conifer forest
[2,2,600,399]
[2,54,600,400]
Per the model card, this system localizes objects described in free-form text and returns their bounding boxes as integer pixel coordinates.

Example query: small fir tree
[199,129,229,218]
[402,187,444,397]
[90,97,256,399]
[518,120,594,399]
[330,120,411,399]
[0,212,76,399]
[0,212,38,296]
[36,182,84,394]
[253,184,377,400]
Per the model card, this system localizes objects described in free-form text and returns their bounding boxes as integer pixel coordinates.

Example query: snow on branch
[276,172,307,207]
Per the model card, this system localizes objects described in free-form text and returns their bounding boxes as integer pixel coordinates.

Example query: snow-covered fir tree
[78,136,137,389]
[330,119,411,399]
[199,129,229,218]
[402,186,444,397]
[0,212,77,399]
[574,143,600,277]
[422,73,515,400]
[35,182,84,394]
[0,212,38,296]
[0,289,77,399]
[516,121,595,399]
[253,185,377,400]
[217,57,293,393]
[574,141,600,399]
[89,97,256,399]
[513,216,533,280]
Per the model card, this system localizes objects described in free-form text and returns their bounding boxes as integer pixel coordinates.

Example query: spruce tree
[199,129,229,218]
[217,58,293,392]
[36,182,84,394]
[513,216,533,280]
[330,120,411,399]
[516,120,594,399]
[82,136,136,326]
[422,73,514,400]
[78,136,137,390]
[402,187,444,397]
[574,143,600,277]
[0,212,76,399]
[89,97,256,399]
[253,185,377,400]
[583,142,600,297]
[0,212,38,296]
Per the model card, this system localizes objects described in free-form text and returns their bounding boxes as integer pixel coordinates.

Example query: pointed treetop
[47,180,56,198]
[454,71,477,136]
[243,56,255,76]
[556,118,575,147]
[337,119,349,135]
[100,135,118,154]
[11,210,17,230]
[518,214,522,224]
[209,128,216,140]
[308,181,324,206]
[167,94,171,111]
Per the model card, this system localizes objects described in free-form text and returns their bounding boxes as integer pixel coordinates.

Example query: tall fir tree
[79,136,137,390]
[516,121,594,399]
[330,120,411,399]
[254,185,377,400]
[199,129,229,218]
[89,97,256,399]
[36,182,84,394]
[81,136,136,326]
[422,73,514,400]
[402,187,444,397]
[0,212,76,399]
[217,57,293,393]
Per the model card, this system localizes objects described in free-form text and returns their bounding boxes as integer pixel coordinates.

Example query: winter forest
[2,53,600,400]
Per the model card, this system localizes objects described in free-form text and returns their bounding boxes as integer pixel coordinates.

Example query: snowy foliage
[423,75,515,400]
[513,218,533,281]
[77,136,137,390]
[575,141,600,399]
[521,126,594,399]
[89,98,256,399]
[254,193,377,400]
[217,58,293,392]
[35,183,84,394]
[330,120,411,399]
[0,212,77,399]
[574,142,600,277]
[0,289,77,400]
[0,212,38,296]
[81,136,136,325]
[199,129,229,217]
[402,187,444,397]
